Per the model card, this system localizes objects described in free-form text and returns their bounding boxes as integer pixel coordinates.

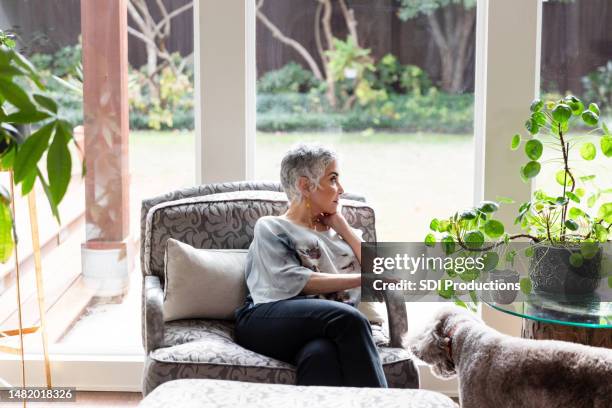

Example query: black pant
[234,296,388,387]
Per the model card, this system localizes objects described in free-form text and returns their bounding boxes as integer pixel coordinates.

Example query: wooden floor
[27,392,142,407]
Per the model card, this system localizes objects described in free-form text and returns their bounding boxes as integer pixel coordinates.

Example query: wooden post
[80,0,132,296]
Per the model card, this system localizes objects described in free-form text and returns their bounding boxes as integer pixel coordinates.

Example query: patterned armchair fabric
[140,182,418,396]
[139,379,459,408]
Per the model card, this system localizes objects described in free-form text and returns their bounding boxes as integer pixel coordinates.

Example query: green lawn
[129,130,474,241]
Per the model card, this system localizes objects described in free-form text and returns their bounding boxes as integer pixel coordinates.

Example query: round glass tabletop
[482,291,612,329]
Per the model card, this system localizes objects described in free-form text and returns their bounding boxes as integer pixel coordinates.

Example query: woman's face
[306,160,344,215]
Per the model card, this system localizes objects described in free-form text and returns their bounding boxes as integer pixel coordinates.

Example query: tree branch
[154,2,194,37]
[255,0,323,80]
[338,0,359,43]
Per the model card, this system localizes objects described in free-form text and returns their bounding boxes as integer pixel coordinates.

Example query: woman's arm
[302,272,361,295]
[319,212,363,264]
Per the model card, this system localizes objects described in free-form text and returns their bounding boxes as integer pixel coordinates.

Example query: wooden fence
[1,0,610,93]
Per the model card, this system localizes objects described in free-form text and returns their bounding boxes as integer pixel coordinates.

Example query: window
[253,0,476,332]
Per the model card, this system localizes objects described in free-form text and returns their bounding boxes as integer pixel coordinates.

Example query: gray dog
[408,306,612,408]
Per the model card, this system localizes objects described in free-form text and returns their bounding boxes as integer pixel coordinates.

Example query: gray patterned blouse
[245,216,363,305]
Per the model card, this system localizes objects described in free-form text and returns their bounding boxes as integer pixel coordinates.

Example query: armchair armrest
[382,290,408,348]
[144,275,164,353]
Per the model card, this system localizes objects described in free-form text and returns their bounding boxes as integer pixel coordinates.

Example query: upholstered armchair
[140,181,419,396]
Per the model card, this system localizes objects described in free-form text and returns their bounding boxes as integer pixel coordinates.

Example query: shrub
[582,61,612,117]
[30,42,82,78]
[128,58,194,130]
[255,90,474,133]
[257,62,320,94]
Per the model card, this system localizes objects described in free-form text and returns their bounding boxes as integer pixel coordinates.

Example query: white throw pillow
[163,238,387,325]
[163,238,248,322]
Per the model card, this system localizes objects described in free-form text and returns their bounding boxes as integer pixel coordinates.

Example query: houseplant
[0,30,80,263]
[424,94,611,304]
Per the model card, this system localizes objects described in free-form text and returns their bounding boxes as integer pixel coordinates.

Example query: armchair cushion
[163,239,248,321]
[143,318,417,395]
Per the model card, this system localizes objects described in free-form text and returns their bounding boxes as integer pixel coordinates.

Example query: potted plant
[425,95,611,303]
[0,30,80,263]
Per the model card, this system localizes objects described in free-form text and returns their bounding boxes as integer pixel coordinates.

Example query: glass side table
[482,291,612,348]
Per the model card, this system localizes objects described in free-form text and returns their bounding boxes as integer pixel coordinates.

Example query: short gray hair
[280,143,338,203]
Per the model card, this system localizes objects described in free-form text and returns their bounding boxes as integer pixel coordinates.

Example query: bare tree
[256,0,361,108]
[127,0,194,80]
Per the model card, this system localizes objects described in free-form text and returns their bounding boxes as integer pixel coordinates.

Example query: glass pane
[255,0,476,332]
[0,0,194,356]
[538,0,612,231]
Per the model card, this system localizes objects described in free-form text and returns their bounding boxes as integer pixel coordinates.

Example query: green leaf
[555,170,574,187]
[20,168,37,195]
[580,242,599,260]
[479,201,499,213]
[565,191,580,203]
[575,188,586,198]
[33,94,58,114]
[566,97,584,115]
[464,230,484,249]
[587,194,599,208]
[525,118,540,135]
[438,281,455,299]
[36,168,61,223]
[429,218,439,231]
[441,235,455,255]
[520,278,532,295]
[579,142,596,161]
[524,246,534,258]
[484,219,504,238]
[460,209,477,220]
[13,122,55,182]
[0,201,14,263]
[580,175,596,182]
[564,219,579,231]
[4,110,51,124]
[581,110,599,127]
[522,161,541,179]
[569,253,584,268]
[496,196,515,204]
[568,207,586,219]
[530,99,543,112]
[601,135,612,158]
[0,77,35,111]
[511,134,521,150]
[525,139,543,160]
[424,233,436,247]
[598,202,612,223]
[481,252,499,272]
[47,125,72,206]
[552,104,572,123]
[588,103,600,116]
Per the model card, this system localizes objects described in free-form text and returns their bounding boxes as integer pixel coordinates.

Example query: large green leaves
[579,142,596,161]
[12,122,55,182]
[598,203,612,223]
[552,104,572,123]
[521,161,541,179]
[0,201,13,262]
[484,219,504,238]
[602,135,612,158]
[47,122,72,206]
[525,139,543,160]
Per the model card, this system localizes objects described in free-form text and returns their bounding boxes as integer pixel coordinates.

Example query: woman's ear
[297,176,311,197]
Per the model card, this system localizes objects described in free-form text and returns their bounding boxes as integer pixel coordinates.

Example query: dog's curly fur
[408,306,612,408]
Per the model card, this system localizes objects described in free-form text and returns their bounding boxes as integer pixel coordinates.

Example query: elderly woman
[234,144,387,387]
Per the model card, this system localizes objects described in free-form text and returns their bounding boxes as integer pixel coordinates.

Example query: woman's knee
[324,302,371,333]
[295,338,337,365]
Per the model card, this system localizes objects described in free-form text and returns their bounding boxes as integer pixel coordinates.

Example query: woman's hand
[317,211,351,236]
[318,211,363,264]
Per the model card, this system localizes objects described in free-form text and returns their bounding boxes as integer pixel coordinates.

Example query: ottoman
[138,379,458,408]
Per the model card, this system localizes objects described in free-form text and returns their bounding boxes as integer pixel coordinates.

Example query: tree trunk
[427,5,476,93]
